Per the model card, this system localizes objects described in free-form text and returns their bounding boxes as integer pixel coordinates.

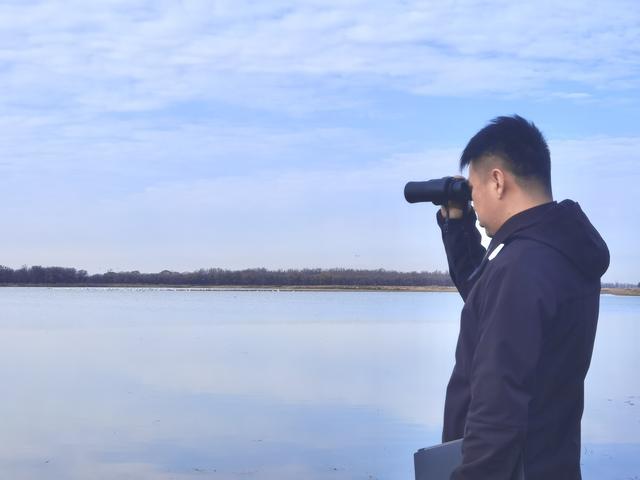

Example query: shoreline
[1,284,638,296]
[600,287,640,296]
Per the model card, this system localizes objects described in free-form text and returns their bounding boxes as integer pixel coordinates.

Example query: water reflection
[0,288,637,479]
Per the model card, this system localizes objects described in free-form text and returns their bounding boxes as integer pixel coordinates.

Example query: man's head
[460,115,553,237]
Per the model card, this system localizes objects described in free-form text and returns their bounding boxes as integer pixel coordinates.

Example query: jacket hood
[489,200,610,280]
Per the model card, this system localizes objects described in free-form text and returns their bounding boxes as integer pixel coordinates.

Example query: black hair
[460,115,552,196]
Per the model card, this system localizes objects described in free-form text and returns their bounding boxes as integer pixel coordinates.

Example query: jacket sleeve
[451,260,556,480]
[436,207,486,301]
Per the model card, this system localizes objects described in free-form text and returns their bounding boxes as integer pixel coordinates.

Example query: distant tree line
[0,265,454,287]
[602,281,640,289]
[1,265,634,288]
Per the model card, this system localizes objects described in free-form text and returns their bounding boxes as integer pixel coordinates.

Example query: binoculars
[404,177,471,206]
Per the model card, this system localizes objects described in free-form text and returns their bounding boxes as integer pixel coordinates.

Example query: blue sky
[0,0,638,283]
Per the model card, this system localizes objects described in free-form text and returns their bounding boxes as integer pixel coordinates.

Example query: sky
[0,0,639,283]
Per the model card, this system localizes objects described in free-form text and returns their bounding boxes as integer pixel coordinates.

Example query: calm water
[0,288,637,479]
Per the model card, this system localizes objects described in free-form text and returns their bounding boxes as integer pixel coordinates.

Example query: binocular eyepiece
[404,177,471,206]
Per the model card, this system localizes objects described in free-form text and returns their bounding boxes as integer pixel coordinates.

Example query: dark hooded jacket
[436,199,609,480]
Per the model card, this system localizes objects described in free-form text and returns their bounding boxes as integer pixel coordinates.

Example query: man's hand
[440,175,471,219]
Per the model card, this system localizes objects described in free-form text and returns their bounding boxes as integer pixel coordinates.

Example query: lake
[0,288,637,479]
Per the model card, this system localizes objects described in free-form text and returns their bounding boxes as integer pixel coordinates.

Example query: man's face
[468,159,497,237]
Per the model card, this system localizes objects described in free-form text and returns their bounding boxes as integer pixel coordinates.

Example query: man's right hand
[440,175,472,219]
[440,201,469,219]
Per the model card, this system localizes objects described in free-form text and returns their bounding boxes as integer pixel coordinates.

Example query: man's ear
[490,168,506,199]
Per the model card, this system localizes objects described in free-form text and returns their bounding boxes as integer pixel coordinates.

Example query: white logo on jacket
[488,243,505,261]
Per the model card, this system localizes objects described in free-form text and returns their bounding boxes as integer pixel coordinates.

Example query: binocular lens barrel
[404,177,471,206]
[404,179,446,204]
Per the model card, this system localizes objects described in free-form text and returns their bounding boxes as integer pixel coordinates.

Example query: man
[436,115,609,479]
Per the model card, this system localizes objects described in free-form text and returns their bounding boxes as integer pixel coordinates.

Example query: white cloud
[0,0,638,115]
